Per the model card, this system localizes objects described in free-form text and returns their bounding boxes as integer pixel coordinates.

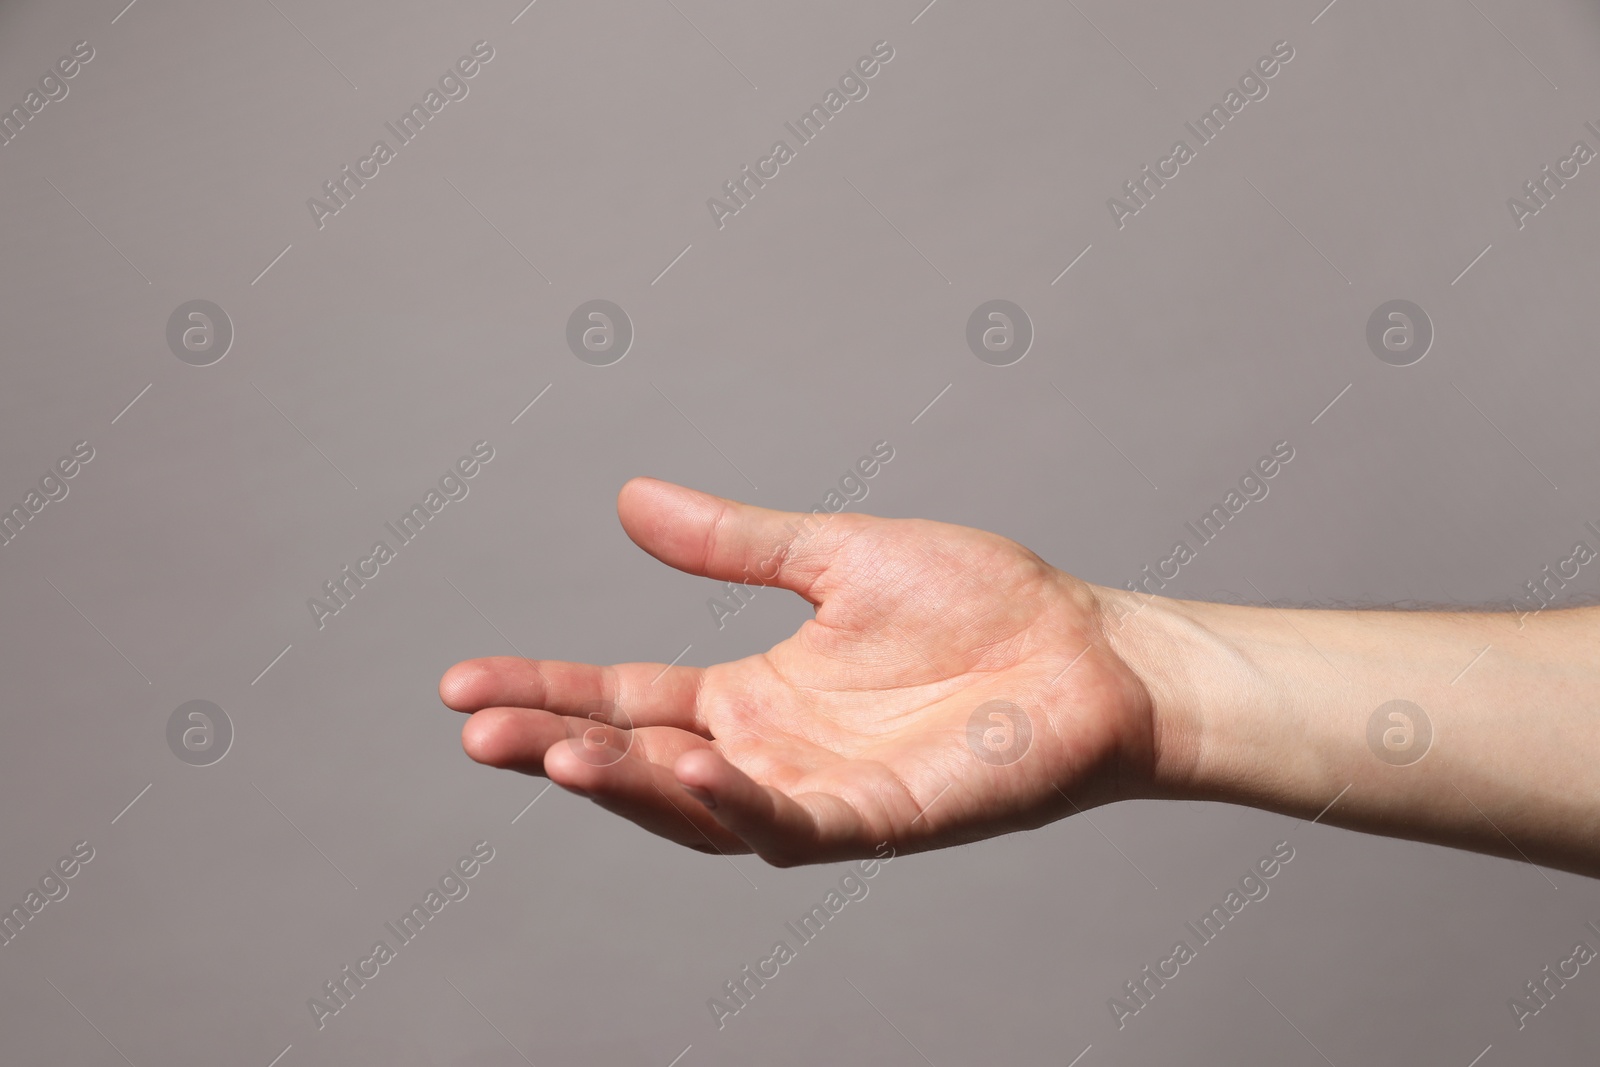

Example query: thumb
[616,477,844,600]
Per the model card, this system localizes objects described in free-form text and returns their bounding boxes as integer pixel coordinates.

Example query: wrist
[1090,585,1333,809]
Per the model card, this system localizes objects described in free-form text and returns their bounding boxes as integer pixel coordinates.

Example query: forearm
[1098,587,1600,878]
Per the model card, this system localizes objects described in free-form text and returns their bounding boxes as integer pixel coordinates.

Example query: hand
[440,478,1158,866]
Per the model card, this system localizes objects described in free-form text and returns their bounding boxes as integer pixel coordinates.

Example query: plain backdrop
[1,0,1598,1064]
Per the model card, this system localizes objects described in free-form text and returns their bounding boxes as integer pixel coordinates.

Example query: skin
[440,478,1600,878]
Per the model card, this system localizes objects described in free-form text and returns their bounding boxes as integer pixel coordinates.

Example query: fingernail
[682,784,717,809]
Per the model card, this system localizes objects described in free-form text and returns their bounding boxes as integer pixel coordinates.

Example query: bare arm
[441,479,1600,879]
[1107,591,1600,877]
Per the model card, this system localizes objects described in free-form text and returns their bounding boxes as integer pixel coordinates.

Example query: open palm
[440,478,1156,865]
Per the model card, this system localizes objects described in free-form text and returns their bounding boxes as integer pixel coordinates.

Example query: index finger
[440,656,709,735]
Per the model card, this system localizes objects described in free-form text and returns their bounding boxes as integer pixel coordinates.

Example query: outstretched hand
[440,478,1157,866]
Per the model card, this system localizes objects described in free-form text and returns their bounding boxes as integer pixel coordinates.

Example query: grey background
[2,0,1597,1063]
